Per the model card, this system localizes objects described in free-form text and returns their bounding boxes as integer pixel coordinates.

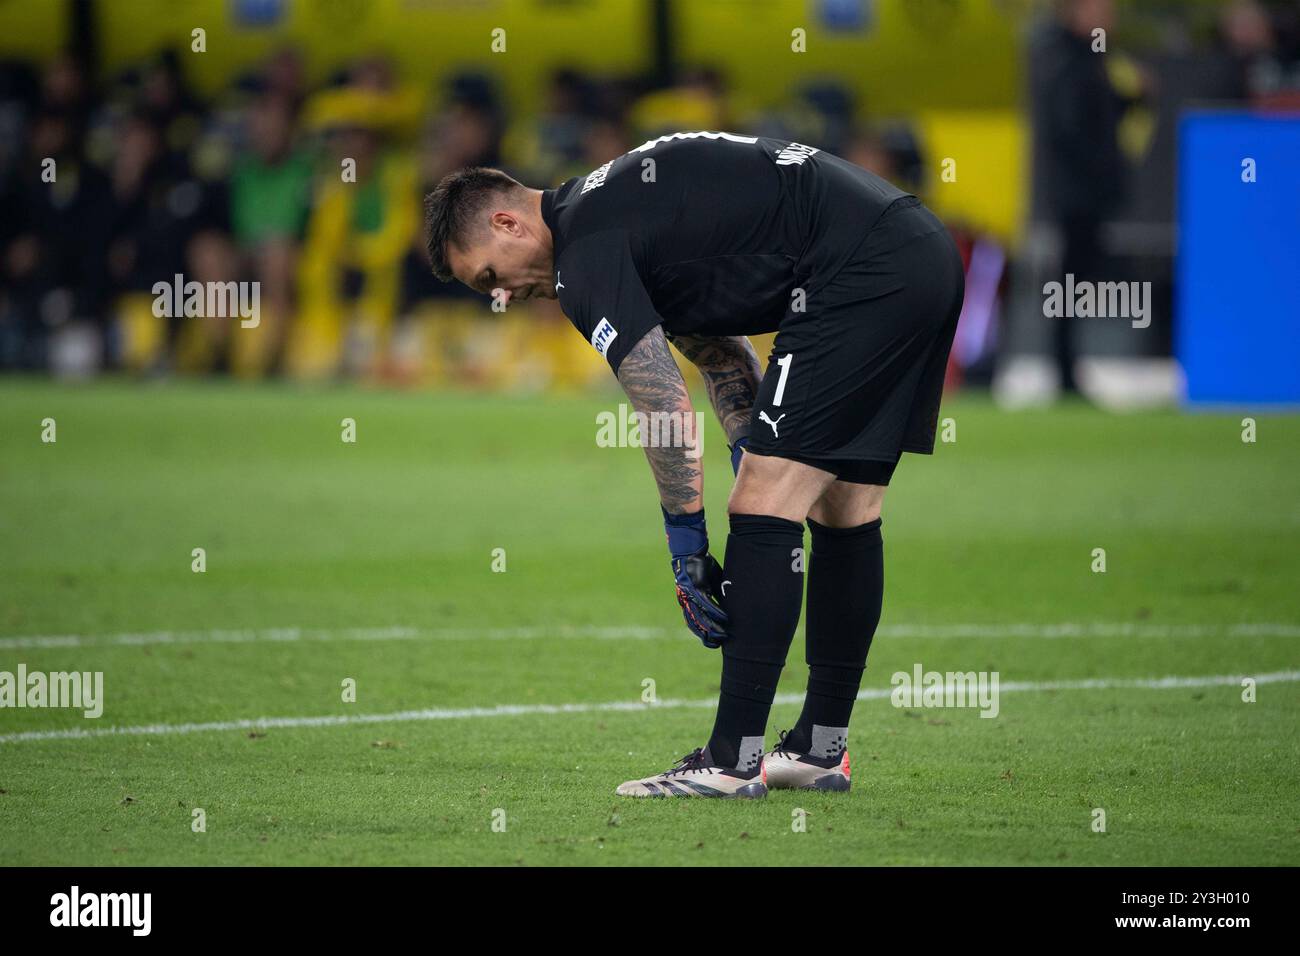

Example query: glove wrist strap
[662,507,707,558]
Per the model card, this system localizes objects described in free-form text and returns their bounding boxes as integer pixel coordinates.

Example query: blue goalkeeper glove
[729,436,749,476]
[663,508,729,648]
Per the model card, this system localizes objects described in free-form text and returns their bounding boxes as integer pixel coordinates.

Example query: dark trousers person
[1056,214,1104,395]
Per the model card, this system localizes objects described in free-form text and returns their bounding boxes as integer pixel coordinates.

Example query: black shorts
[745,197,964,485]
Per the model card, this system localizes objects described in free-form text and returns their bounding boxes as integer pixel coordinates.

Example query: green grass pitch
[1,378,1297,866]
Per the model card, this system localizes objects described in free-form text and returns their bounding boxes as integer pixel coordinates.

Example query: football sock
[784,517,884,757]
[707,513,805,772]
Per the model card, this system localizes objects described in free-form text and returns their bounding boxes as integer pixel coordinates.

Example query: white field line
[2,670,1296,745]
[1,621,1298,650]
[0,625,665,650]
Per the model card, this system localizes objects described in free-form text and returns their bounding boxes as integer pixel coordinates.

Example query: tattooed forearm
[617,327,703,514]
[665,333,762,445]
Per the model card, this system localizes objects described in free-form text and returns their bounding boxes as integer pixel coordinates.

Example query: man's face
[1069,0,1114,34]
[448,210,556,307]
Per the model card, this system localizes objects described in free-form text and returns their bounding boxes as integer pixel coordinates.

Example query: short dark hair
[423,167,524,282]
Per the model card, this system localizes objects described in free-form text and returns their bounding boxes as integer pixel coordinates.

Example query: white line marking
[1,621,1296,650]
[881,622,1300,639]
[2,670,1295,744]
[0,625,667,650]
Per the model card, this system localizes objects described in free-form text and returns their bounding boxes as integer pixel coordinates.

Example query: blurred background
[1,0,1297,406]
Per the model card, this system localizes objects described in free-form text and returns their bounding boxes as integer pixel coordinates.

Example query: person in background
[228,92,313,375]
[292,87,418,378]
[1028,0,1136,396]
[0,108,112,369]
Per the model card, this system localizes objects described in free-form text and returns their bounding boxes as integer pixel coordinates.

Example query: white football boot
[763,729,852,792]
[615,745,768,798]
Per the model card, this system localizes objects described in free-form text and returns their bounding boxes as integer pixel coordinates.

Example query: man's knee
[807,481,887,528]
[727,452,836,522]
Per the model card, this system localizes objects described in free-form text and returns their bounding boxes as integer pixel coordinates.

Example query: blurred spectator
[1,108,112,369]
[0,63,38,179]
[503,68,597,186]
[629,67,730,139]
[294,86,417,378]
[842,128,896,181]
[1218,0,1286,101]
[41,52,93,125]
[108,111,178,291]
[842,123,925,195]
[135,51,206,165]
[581,116,629,168]
[1028,0,1142,395]
[402,80,505,317]
[228,93,313,375]
[268,47,306,100]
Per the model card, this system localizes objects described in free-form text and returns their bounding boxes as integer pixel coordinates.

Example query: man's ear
[491,210,522,236]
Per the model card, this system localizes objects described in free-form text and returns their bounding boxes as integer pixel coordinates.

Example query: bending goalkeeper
[424,131,964,798]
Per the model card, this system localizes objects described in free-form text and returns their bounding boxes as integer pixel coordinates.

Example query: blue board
[1177,112,1300,406]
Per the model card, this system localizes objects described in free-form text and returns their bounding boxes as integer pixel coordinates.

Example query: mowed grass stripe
[2,620,1297,650]
[2,669,1295,743]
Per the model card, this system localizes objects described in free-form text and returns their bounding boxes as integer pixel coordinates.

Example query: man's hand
[663,508,729,648]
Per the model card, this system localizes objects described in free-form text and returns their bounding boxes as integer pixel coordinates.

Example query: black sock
[785,518,883,757]
[706,513,805,772]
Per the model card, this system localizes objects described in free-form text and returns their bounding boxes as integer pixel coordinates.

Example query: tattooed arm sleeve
[664,333,762,446]
[616,327,703,515]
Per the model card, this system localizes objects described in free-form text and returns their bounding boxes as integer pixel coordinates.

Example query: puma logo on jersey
[591,317,618,357]
[759,411,787,437]
[775,142,819,166]
[555,272,565,293]
[720,580,731,596]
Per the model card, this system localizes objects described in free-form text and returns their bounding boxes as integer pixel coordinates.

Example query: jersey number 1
[772,353,793,406]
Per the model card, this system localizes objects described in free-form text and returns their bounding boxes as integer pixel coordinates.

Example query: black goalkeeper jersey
[540,131,910,372]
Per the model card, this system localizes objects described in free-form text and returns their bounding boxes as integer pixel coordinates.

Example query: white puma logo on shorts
[759,411,787,438]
